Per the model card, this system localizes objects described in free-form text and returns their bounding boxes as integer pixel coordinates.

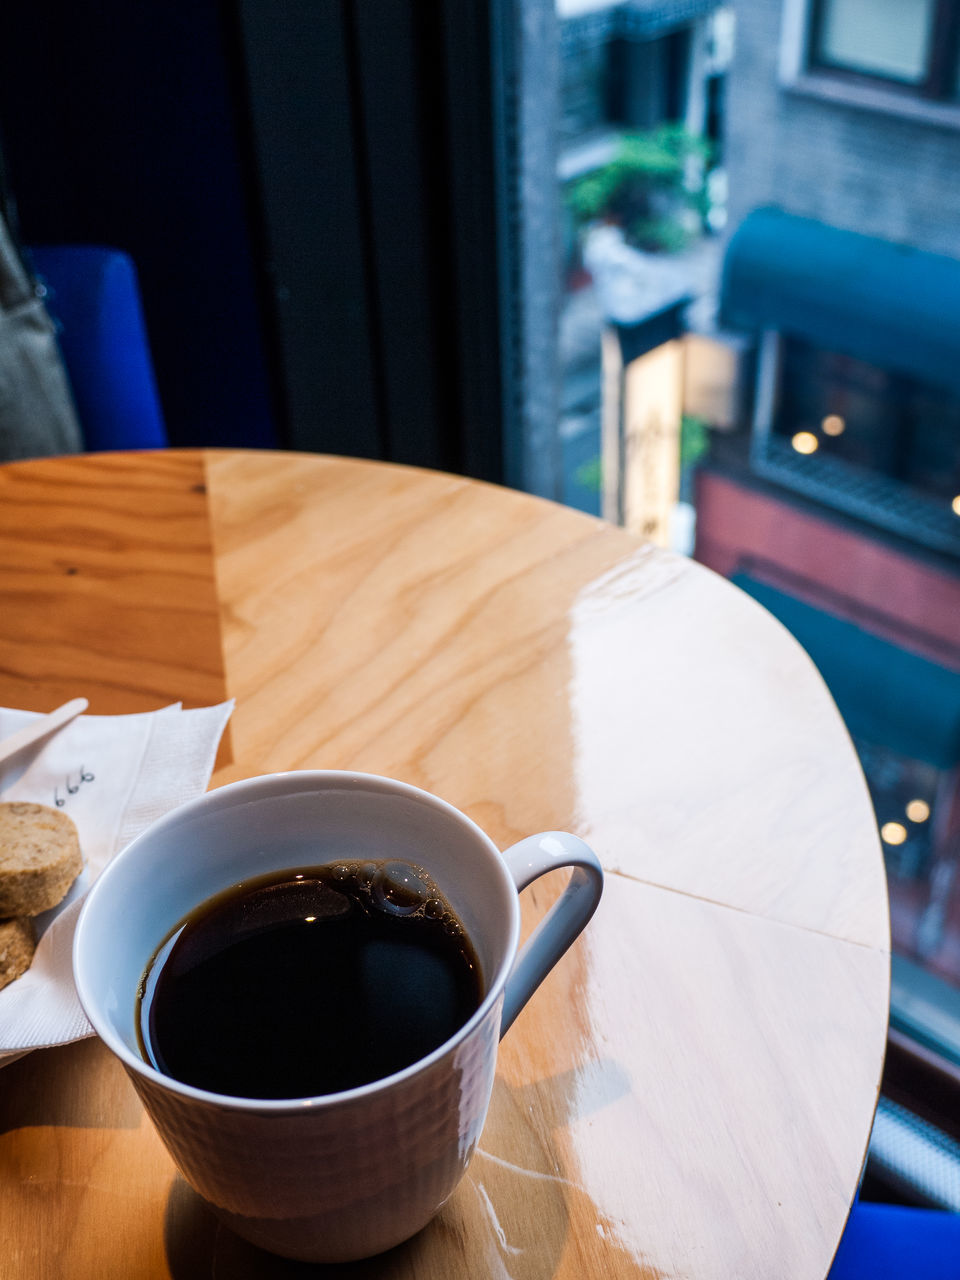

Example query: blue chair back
[829,1201,960,1279]
[28,245,167,452]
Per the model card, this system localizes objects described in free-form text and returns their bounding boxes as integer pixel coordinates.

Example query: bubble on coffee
[136,858,483,1100]
[371,861,430,916]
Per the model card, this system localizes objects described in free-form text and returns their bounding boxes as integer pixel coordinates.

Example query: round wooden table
[0,449,889,1279]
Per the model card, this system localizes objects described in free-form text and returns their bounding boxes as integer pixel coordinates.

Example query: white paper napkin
[0,699,233,1062]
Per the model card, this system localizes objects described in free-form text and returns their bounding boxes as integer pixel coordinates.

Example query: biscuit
[0,917,36,991]
[0,801,83,917]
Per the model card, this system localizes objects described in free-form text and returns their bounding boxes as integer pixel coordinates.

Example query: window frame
[779,0,960,128]
[748,330,960,558]
[227,0,561,494]
[807,0,960,100]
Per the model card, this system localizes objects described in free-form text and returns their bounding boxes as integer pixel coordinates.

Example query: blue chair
[829,1201,960,1278]
[27,245,167,452]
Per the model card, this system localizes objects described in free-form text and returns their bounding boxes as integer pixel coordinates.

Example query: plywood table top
[0,448,889,1279]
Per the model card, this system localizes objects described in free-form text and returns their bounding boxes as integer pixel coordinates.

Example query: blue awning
[720,208,960,395]
[733,574,960,769]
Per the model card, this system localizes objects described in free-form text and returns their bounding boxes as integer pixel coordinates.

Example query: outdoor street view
[556,0,960,1095]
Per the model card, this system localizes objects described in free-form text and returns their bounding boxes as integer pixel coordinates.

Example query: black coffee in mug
[136,859,483,1099]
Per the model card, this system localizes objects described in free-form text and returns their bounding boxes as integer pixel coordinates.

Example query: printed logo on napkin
[0,701,233,1057]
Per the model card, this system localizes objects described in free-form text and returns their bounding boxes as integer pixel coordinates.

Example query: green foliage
[565,124,712,254]
[574,454,603,493]
[680,415,711,469]
[630,216,695,256]
[570,423,710,511]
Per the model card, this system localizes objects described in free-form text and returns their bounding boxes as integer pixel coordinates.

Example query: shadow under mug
[72,770,604,1263]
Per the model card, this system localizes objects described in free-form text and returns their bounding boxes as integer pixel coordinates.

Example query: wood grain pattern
[0,451,227,716]
[0,449,890,1279]
[206,450,888,950]
[0,1039,173,1277]
[560,551,890,951]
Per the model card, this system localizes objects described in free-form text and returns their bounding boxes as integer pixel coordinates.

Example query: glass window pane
[816,0,935,84]
[547,0,960,1130]
[773,338,960,508]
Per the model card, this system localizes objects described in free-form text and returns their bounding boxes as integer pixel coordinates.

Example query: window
[740,331,960,557]
[773,337,960,512]
[552,0,960,1191]
[810,0,940,89]
[779,0,960,122]
[803,0,960,99]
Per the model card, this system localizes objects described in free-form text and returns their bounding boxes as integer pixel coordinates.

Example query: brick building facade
[723,0,960,258]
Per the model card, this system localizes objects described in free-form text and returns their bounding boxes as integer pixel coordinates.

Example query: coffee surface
[137,860,483,1099]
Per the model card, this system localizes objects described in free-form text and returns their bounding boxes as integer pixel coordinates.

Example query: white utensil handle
[0,698,89,768]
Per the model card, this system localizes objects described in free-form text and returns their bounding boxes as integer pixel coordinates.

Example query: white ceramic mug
[73,770,603,1263]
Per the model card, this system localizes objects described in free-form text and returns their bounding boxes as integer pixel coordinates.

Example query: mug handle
[499,832,604,1037]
